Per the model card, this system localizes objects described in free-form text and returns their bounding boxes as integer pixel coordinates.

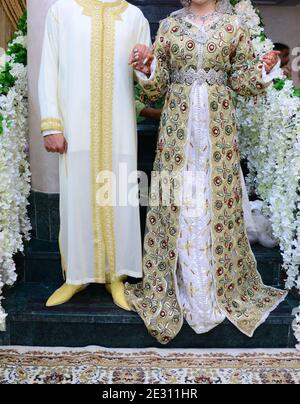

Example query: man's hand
[44,134,68,154]
[129,44,154,76]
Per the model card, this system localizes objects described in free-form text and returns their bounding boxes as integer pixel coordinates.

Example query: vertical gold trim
[100,10,116,283]
[59,235,67,280]
[91,7,106,283]
[75,0,128,283]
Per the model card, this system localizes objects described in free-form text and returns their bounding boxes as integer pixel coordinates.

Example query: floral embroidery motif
[126,12,287,344]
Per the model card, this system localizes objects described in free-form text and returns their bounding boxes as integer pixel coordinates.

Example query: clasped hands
[44,48,280,155]
[128,45,280,75]
[128,45,154,76]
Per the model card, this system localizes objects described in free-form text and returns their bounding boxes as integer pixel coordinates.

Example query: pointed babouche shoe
[46,283,87,307]
[105,282,131,312]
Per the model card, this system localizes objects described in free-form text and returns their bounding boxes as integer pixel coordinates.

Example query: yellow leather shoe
[46,283,87,307]
[106,281,131,312]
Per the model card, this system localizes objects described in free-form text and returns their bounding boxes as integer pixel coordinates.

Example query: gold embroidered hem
[75,0,128,283]
[41,118,63,132]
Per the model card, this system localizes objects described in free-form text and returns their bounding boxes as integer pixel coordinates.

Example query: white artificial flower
[234,0,300,348]
[11,35,26,48]
[235,0,262,36]
[10,63,27,80]
[0,29,31,332]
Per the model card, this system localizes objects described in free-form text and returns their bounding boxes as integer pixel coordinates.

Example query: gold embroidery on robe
[75,0,128,282]
[41,118,63,132]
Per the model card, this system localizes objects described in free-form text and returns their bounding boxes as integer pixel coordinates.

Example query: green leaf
[17,12,27,35]
[293,88,300,98]
[0,63,16,96]
[0,115,4,136]
[7,43,27,65]
[259,32,267,42]
[273,79,286,91]
[0,11,27,97]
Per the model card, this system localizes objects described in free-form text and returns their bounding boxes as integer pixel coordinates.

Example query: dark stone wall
[129,0,181,39]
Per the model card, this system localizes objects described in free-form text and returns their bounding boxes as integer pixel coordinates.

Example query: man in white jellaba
[39,0,151,308]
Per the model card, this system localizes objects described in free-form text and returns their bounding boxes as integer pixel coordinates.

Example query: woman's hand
[129,44,154,76]
[262,51,280,74]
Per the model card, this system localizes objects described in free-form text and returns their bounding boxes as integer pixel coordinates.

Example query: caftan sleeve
[135,19,171,102]
[228,26,274,97]
[135,84,147,123]
[38,7,63,134]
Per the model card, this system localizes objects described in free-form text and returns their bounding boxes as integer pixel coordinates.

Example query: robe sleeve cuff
[41,118,64,133]
[42,130,63,137]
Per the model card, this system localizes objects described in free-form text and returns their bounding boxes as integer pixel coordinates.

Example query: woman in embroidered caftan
[125,0,287,344]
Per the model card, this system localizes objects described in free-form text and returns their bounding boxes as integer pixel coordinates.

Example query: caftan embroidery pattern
[126,11,287,344]
[75,0,128,282]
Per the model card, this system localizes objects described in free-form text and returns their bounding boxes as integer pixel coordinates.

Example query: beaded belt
[171,68,228,86]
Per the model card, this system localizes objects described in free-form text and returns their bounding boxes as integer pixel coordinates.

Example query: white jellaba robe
[39,0,151,284]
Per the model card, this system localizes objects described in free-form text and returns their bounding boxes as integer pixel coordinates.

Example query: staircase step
[23,240,62,284]
[23,240,284,287]
[2,282,296,348]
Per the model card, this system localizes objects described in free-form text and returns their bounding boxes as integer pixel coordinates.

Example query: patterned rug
[0,347,299,384]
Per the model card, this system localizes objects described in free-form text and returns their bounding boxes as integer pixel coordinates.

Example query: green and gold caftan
[126,7,287,344]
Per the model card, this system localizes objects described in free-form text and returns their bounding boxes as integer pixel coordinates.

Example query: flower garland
[231,0,300,349]
[0,13,31,331]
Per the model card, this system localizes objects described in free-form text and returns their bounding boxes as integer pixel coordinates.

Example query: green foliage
[17,11,27,36]
[0,63,16,96]
[7,11,27,66]
[293,88,300,99]
[273,79,286,91]
[259,32,267,42]
[7,42,27,65]
[0,62,16,135]
[273,79,300,99]
[0,115,4,135]
[0,11,27,136]
[256,9,265,29]
[0,9,27,97]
